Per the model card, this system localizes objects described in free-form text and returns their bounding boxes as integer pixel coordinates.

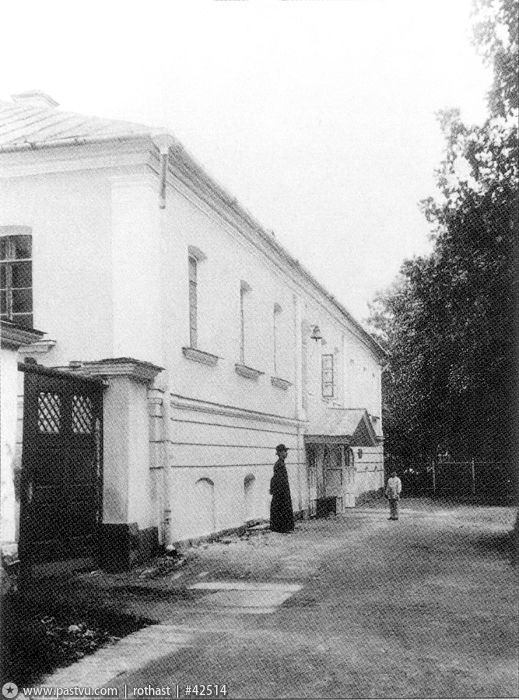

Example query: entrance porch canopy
[305,408,378,447]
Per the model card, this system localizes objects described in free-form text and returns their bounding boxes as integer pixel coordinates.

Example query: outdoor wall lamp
[310,325,322,341]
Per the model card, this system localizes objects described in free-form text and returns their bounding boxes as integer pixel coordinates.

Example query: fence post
[471,458,476,496]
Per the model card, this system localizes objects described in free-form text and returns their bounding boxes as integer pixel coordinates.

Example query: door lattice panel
[72,394,93,434]
[37,392,62,433]
[20,363,104,567]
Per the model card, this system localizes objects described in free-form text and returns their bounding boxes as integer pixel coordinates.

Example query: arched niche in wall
[194,477,216,536]
[243,473,256,522]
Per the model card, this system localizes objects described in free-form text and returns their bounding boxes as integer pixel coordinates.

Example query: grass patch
[0,583,151,687]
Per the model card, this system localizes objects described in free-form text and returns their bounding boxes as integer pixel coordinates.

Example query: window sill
[235,363,264,380]
[271,376,292,391]
[19,337,56,354]
[182,347,220,367]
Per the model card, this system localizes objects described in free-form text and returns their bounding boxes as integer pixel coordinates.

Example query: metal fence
[384,455,515,505]
[432,460,514,504]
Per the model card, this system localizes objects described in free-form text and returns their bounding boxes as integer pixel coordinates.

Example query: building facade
[0,92,386,570]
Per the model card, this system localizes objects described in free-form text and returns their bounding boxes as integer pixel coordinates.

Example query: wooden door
[18,364,103,571]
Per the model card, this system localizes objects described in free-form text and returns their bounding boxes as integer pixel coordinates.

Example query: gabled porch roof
[305,408,378,447]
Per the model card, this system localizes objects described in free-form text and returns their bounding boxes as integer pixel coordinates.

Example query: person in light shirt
[385,471,402,520]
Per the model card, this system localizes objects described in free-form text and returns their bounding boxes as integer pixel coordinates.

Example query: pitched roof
[0,98,160,150]
[0,95,387,363]
[305,408,379,446]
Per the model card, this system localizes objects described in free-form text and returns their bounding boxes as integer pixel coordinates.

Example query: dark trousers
[389,498,399,520]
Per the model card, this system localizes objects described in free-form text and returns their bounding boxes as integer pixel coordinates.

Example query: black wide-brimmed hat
[276,444,288,453]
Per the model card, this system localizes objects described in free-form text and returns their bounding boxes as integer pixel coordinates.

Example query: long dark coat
[269,458,295,532]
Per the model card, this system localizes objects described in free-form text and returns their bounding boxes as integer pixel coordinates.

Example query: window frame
[239,281,251,364]
[273,303,282,375]
[188,255,198,348]
[0,230,33,328]
[321,353,335,398]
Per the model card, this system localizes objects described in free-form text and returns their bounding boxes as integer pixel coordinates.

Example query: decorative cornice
[271,376,292,391]
[160,148,387,364]
[0,126,385,363]
[235,364,264,381]
[18,360,106,386]
[182,347,219,367]
[78,357,164,384]
[0,140,152,178]
[169,392,303,427]
[1,321,44,349]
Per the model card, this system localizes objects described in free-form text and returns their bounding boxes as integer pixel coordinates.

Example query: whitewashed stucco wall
[343,336,383,428]
[164,403,302,542]
[1,144,385,546]
[158,183,299,417]
[0,171,114,365]
[353,446,385,494]
[154,174,384,539]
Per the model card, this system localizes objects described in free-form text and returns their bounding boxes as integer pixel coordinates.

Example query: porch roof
[1,319,44,349]
[305,408,378,447]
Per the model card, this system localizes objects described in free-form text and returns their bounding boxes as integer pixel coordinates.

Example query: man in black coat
[269,444,295,533]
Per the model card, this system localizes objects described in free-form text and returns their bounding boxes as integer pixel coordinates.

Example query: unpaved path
[44,500,518,698]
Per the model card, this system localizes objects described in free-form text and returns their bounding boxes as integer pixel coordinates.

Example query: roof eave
[167,145,387,361]
[0,125,388,362]
[0,132,152,154]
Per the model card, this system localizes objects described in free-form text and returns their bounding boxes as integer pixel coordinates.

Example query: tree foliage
[369,0,518,460]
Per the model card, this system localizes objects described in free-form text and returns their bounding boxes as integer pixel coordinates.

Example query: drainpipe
[160,386,174,544]
[152,133,176,209]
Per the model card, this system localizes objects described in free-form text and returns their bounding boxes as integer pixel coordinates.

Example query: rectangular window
[0,234,33,327]
[273,303,282,374]
[240,286,246,363]
[322,353,334,398]
[188,256,197,348]
[239,281,251,364]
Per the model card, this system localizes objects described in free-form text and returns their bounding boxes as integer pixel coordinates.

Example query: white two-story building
[0,92,386,572]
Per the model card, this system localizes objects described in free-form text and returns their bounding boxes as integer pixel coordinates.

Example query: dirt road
[44,500,518,698]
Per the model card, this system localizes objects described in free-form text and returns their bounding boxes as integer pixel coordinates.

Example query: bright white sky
[1,0,492,321]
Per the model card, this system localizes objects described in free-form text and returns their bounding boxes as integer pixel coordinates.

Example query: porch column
[80,357,163,571]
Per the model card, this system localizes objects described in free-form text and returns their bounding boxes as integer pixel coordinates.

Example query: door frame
[18,361,105,576]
